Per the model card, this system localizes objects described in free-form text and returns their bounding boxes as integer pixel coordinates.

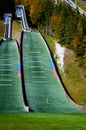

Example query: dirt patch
[64,48,75,60]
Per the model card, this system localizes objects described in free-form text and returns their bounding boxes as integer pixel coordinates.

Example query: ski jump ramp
[0,39,25,112]
[15,4,86,113]
[21,31,86,113]
[0,13,24,113]
[0,5,85,113]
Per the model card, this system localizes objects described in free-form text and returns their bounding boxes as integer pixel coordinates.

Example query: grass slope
[0,113,86,130]
[62,48,86,105]
[43,34,86,106]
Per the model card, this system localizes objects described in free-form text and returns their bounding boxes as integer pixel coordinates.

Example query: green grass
[0,113,86,130]
[61,55,86,105]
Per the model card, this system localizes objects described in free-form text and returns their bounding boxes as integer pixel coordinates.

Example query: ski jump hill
[0,5,85,113]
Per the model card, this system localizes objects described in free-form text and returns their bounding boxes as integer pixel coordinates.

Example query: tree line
[27,0,85,69]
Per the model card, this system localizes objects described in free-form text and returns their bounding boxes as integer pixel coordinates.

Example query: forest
[0,0,86,70]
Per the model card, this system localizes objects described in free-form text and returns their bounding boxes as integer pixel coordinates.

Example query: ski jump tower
[16,5,31,31]
[3,13,12,39]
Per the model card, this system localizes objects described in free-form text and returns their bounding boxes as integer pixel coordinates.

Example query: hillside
[43,34,86,106]
[61,47,86,105]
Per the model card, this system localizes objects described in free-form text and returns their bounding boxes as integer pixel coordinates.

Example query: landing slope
[21,31,85,113]
[0,39,24,113]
